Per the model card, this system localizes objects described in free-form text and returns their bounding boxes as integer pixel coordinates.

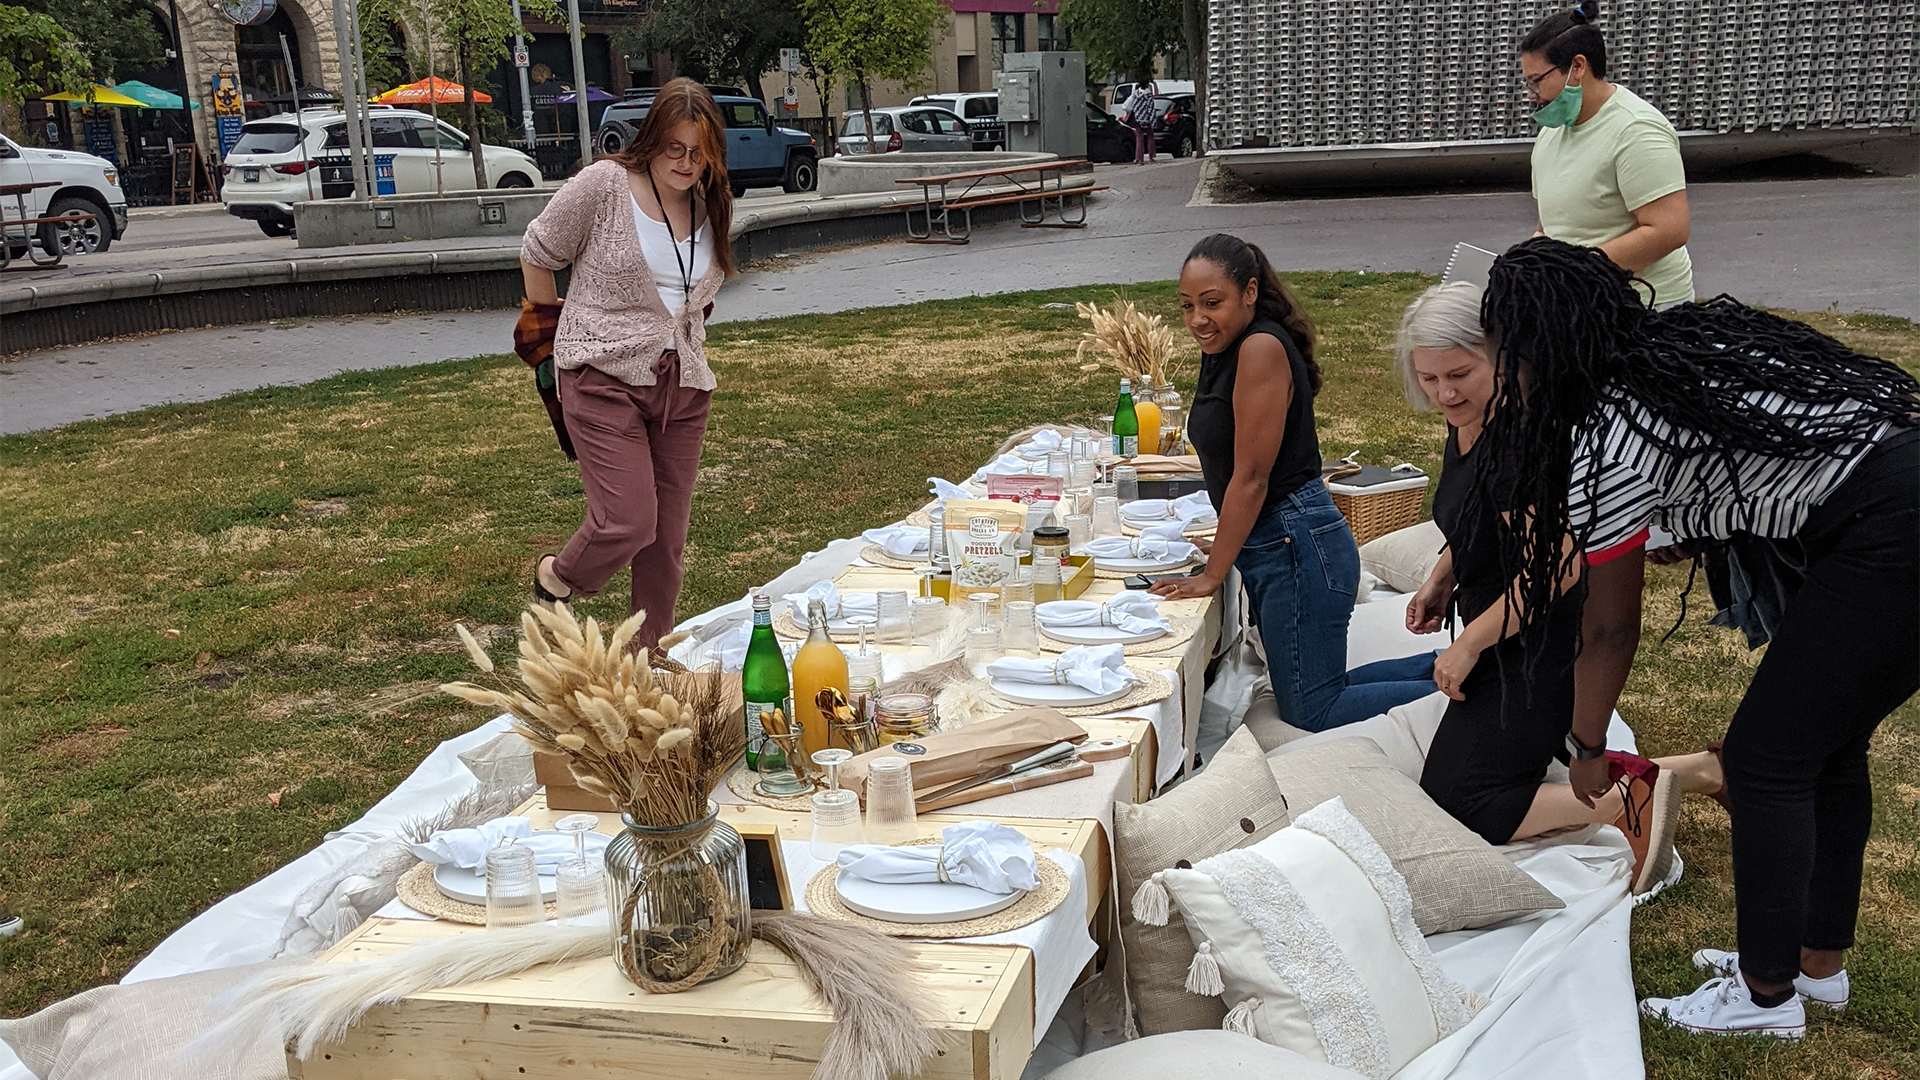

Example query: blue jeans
[1235,481,1437,733]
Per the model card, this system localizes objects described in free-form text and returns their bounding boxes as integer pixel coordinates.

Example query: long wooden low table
[289,717,1156,1080]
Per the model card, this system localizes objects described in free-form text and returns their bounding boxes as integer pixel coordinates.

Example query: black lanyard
[645,170,696,301]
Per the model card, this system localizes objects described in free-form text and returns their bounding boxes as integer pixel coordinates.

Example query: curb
[127,203,230,220]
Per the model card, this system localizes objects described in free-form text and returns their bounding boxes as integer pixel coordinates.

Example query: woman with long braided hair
[1468,237,1918,1038]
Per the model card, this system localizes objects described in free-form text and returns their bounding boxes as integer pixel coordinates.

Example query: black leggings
[1725,428,1919,986]
[1421,600,1583,847]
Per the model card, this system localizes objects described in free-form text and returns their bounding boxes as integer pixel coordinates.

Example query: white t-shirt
[630,195,711,352]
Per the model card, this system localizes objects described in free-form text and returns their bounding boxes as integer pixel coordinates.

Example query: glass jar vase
[603,801,750,992]
[1149,383,1185,454]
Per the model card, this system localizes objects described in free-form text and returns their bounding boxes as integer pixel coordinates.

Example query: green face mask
[1532,75,1583,128]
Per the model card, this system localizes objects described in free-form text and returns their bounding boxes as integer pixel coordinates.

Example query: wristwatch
[1564,731,1607,761]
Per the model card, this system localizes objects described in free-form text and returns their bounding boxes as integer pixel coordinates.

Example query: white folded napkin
[1119,491,1218,528]
[1013,428,1066,459]
[1034,592,1171,635]
[987,644,1135,695]
[1083,520,1200,563]
[784,579,878,624]
[862,523,929,557]
[928,477,971,501]
[407,817,612,872]
[836,820,1040,895]
[970,454,1043,482]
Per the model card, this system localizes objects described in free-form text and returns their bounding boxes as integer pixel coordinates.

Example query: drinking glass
[1159,404,1184,454]
[967,591,998,627]
[1093,496,1122,538]
[555,858,608,930]
[1001,569,1034,607]
[485,845,544,929]
[964,624,1003,673]
[875,590,911,645]
[810,789,864,861]
[846,618,883,685]
[1003,600,1040,652]
[553,813,601,864]
[844,676,880,752]
[865,757,920,846]
[1099,415,1115,442]
[909,595,948,645]
[1064,513,1093,552]
[915,567,939,598]
[1072,434,1100,461]
[1113,465,1140,503]
[1069,459,1098,490]
[1045,449,1070,479]
[927,506,945,567]
[1091,479,1117,506]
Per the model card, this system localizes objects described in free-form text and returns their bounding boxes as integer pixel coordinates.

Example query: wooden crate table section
[289,800,1112,1080]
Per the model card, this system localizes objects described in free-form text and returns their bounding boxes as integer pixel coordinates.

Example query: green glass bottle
[740,593,789,770]
[1113,377,1139,458]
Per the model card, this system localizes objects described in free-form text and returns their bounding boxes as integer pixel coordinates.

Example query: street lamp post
[510,0,537,150]
[329,0,369,199]
[565,0,592,166]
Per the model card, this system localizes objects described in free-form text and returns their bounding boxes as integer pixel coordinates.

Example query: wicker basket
[1328,468,1429,546]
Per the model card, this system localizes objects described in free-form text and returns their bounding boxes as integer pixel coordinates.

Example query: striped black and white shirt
[1567,391,1892,562]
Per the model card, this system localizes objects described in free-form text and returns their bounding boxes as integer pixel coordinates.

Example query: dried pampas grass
[199,915,943,1080]
[1075,294,1189,388]
[934,677,1001,729]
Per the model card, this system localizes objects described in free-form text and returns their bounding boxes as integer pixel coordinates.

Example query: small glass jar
[875,693,935,743]
[1031,525,1071,602]
[1113,465,1140,503]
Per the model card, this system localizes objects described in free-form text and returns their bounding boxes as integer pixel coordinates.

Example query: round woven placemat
[1036,616,1199,657]
[803,839,1070,938]
[772,608,892,643]
[858,543,934,571]
[395,860,559,925]
[723,762,822,811]
[982,666,1174,716]
[1091,554,1200,580]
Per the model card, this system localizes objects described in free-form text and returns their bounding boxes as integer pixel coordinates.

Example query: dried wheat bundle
[1074,294,1188,387]
[441,606,742,829]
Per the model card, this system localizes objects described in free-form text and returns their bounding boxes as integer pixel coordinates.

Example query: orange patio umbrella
[372,77,492,105]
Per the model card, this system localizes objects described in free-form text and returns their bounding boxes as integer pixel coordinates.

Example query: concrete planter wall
[294,191,556,249]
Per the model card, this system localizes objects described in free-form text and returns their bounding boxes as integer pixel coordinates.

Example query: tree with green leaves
[15,0,163,84]
[800,0,943,155]
[1,2,91,139]
[1060,0,1181,83]
[611,0,805,103]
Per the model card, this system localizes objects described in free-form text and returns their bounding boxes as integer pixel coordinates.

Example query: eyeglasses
[1520,68,1565,94]
[661,140,703,163]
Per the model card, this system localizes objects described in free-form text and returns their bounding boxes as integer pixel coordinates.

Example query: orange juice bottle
[1133,399,1162,451]
[790,599,849,757]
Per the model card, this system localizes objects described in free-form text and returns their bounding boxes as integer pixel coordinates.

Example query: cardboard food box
[927,554,1093,603]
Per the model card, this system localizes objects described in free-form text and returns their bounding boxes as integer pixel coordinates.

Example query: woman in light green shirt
[1520,1,1694,308]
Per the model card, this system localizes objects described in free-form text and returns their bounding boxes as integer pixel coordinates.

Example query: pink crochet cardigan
[520,159,726,390]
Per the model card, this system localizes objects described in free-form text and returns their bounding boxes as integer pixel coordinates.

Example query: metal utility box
[998,52,1086,159]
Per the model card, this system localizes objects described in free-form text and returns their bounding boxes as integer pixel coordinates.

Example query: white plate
[835,874,1024,924]
[1039,622,1169,646]
[988,676,1133,708]
[433,861,559,906]
[1091,554,1194,574]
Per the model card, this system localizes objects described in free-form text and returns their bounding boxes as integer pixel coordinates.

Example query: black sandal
[533,555,574,605]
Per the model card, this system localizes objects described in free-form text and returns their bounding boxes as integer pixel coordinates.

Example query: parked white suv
[0,132,130,256]
[221,107,542,237]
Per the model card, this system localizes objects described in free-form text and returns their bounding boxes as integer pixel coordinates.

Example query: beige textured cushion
[1266,739,1563,934]
[1114,726,1289,1034]
[1040,1029,1366,1080]
[1358,520,1445,593]
[1272,691,1448,782]
[0,963,289,1080]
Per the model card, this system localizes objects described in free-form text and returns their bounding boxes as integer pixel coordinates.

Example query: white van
[0,132,130,256]
[220,107,542,237]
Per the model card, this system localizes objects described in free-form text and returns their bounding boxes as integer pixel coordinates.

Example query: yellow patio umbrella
[42,83,149,108]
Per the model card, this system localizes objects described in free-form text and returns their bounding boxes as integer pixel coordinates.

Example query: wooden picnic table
[1,180,85,269]
[895,158,1108,243]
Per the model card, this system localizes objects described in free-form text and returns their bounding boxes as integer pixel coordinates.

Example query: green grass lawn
[2,277,1915,1077]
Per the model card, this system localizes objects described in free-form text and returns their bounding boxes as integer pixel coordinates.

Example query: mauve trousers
[553,353,711,649]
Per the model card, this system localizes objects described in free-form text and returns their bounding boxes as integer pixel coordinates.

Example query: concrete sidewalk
[4,159,1914,434]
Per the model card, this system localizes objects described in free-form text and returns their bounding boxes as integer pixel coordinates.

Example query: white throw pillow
[1358,519,1445,594]
[1147,799,1482,1080]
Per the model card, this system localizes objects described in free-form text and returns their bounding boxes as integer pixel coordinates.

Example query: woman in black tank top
[1153,235,1436,734]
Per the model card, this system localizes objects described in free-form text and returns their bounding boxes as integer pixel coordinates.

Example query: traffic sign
[779,48,800,74]
[782,83,798,107]
[513,47,530,68]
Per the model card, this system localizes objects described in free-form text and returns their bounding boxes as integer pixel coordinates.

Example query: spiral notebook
[1443,242,1499,288]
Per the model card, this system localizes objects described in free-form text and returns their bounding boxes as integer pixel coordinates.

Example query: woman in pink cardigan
[517,78,734,648]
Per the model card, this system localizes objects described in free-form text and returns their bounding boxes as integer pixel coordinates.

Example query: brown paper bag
[839,707,1088,799]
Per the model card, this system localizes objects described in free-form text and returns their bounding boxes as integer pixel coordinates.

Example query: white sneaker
[1641,974,1807,1040]
[1691,949,1850,1012]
